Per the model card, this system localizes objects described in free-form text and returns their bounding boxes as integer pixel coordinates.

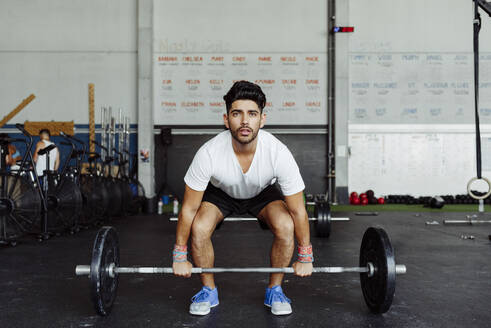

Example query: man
[0,133,22,170]
[33,129,60,176]
[173,81,313,316]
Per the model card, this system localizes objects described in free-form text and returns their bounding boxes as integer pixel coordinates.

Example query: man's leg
[191,201,224,289]
[258,200,295,288]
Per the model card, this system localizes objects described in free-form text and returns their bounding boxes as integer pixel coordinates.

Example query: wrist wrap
[173,244,188,263]
[297,244,314,263]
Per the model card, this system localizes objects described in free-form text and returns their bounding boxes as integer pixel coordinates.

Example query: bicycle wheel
[46,174,83,233]
[0,173,41,243]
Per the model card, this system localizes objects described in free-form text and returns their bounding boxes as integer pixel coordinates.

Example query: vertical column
[334,0,350,203]
[138,0,156,206]
[88,83,95,154]
[327,0,336,202]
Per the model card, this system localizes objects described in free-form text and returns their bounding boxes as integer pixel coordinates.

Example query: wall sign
[153,53,327,125]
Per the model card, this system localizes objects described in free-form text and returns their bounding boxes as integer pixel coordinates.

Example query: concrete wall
[153,0,328,53]
[0,0,138,124]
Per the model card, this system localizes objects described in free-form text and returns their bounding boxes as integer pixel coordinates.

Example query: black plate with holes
[90,226,120,316]
[359,227,396,313]
[314,201,331,238]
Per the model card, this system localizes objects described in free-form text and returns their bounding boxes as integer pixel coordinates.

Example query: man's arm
[174,143,212,276]
[54,148,60,170]
[6,145,14,165]
[33,141,42,163]
[173,184,204,277]
[285,191,310,246]
[11,145,21,162]
[176,184,204,245]
[285,191,313,277]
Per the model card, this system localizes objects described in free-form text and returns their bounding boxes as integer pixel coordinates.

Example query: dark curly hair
[223,81,266,113]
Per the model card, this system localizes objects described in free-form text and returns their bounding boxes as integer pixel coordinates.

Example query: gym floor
[1,212,490,328]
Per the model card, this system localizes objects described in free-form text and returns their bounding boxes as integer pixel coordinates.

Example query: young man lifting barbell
[173,81,313,316]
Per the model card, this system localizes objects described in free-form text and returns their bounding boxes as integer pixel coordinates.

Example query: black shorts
[202,183,284,228]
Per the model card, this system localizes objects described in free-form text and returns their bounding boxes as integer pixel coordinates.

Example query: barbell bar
[443,219,491,225]
[76,263,407,277]
[75,225,407,316]
[168,217,350,222]
[169,201,347,239]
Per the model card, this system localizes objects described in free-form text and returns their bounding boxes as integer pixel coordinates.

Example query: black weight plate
[104,178,123,217]
[117,179,133,214]
[314,202,331,238]
[90,226,120,316]
[0,173,41,241]
[80,175,109,223]
[97,177,110,219]
[359,227,396,313]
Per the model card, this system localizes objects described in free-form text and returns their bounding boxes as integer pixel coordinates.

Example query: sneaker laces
[191,288,212,303]
[270,288,291,304]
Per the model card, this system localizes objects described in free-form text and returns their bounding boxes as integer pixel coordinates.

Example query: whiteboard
[349,52,491,124]
[348,0,491,125]
[348,132,491,196]
[153,53,327,125]
[346,0,491,195]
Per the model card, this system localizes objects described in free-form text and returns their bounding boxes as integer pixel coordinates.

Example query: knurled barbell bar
[75,226,407,316]
[76,264,406,276]
[169,217,350,222]
[169,201,347,238]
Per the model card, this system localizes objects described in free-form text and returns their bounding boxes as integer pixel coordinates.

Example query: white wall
[0,0,138,124]
[349,0,480,53]
[153,0,327,53]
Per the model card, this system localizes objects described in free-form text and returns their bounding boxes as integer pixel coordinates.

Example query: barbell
[75,226,406,316]
[169,201,348,238]
[443,219,491,225]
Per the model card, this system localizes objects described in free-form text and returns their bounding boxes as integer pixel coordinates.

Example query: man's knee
[270,213,294,241]
[191,214,216,243]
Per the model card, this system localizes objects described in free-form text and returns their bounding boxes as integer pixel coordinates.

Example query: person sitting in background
[0,133,22,170]
[33,129,59,176]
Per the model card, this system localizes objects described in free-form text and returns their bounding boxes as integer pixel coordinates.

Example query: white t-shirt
[35,140,58,176]
[184,130,305,199]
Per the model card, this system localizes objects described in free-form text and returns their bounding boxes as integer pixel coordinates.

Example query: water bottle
[158,200,163,215]
[173,198,179,215]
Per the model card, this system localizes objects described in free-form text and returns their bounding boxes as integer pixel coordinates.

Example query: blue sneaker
[189,286,219,315]
[264,285,292,315]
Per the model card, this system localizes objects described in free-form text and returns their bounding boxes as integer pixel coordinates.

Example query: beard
[230,126,259,145]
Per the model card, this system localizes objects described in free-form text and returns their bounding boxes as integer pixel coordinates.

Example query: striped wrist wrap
[297,244,314,263]
[173,244,188,263]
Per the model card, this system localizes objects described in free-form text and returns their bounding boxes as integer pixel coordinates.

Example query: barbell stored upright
[75,226,406,316]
